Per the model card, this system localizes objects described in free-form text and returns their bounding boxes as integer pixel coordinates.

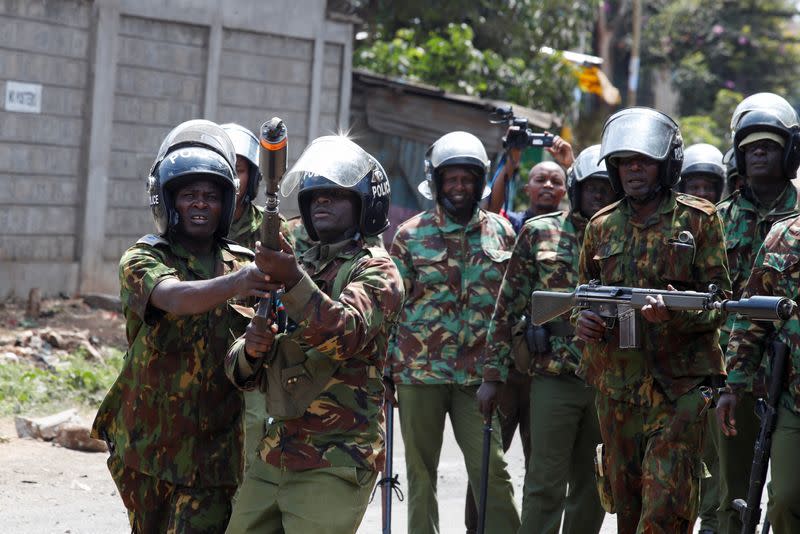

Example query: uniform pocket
[661,231,697,284]
[593,241,625,285]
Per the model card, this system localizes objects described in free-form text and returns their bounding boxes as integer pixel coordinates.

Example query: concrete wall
[0,0,354,297]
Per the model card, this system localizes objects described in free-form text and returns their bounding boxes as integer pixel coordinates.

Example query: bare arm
[150,264,270,316]
[487,148,521,213]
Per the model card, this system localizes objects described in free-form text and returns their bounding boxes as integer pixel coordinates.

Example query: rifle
[732,340,788,534]
[530,282,796,349]
[477,416,493,534]
[252,118,288,340]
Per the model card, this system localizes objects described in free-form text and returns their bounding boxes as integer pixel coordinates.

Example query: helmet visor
[572,145,607,182]
[730,93,799,131]
[599,112,677,164]
[222,124,259,167]
[281,136,374,197]
[156,119,237,169]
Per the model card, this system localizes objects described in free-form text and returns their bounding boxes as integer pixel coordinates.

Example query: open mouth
[189,214,209,223]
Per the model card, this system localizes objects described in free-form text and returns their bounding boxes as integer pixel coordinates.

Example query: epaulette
[676,193,716,215]
[220,238,255,259]
[136,233,170,248]
[588,198,623,221]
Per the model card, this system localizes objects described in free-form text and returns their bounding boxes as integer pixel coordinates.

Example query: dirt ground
[0,298,764,533]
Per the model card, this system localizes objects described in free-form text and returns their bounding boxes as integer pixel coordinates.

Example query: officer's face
[309,188,358,244]
[174,179,223,240]
[440,166,478,213]
[526,163,567,213]
[617,155,660,198]
[683,174,720,203]
[578,177,617,219]
[235,156,249,205]
[743,139,783,182]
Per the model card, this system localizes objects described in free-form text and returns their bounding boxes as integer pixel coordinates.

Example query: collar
[433,204,484,233]
[166,238,225,279]
[618,190,675,227]
[302,235,363,272]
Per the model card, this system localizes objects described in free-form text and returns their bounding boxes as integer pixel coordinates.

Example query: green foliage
[678,89,743,151]
[355,23,580,115]
[644,0,800,115]
[0,350,123,416]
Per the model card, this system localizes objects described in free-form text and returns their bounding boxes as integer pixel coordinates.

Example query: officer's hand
[255,233,303,290]
[716,392,738,437]
[383,376,398,407]
[576,310,607,343]
[244,316,279,359]
[476,380,500,419]
[232,264,274,298]
[641,284,675,323]
[546,134,575,168]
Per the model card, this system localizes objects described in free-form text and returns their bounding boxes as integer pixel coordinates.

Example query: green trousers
[397,383,520,534]
[226,459,377,534]
[717,392,759,534]
[766,403,800,534]
[519,374,605,534]
[699,411,720,532]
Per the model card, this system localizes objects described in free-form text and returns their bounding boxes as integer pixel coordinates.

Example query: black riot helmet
[221,123,261,203]
[678,143,725,199]
[730,93,800,179]
[281,136,390,241]
[422,131,491,208]
[722,146,742,194]
[147,119,239,238]
[598,107,684,194]
[567,144,618,213]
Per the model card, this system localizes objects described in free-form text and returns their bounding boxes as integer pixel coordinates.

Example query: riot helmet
[598,107,684,193]
[282,136,390,241]
[147,119,239,238]
[678,143,725,201]
[221,123,261,203]
[567,144,618,214]
[722,147,742,194]
[730,93,800,179]
[422,131,490,210]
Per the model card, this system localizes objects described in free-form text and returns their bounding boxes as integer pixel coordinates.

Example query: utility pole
[627,0,641,106]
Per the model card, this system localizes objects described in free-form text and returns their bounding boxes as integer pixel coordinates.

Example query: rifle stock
[530,290,577,326]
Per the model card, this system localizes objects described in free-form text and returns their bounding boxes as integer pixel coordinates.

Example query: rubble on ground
[14,409,107,453]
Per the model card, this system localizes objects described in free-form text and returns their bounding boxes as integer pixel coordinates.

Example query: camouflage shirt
[726,214,800,414]
[577,192,730,404]
[226,237,404,472]
[91,235,253,487]
[389,206,516,385]
[285,215,386,257]
[484,210,586,381]
[717,183,799,394]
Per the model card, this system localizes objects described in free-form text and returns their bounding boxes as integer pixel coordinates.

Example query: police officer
[679,143,726,204]
[224,136,404,534]
[91,120,271,532]
[574,108,730,534]
[714,92,800,534]
[722,147,745,198]
[222,123,263,250]
[479,144,618,534]
[388,131,521,534]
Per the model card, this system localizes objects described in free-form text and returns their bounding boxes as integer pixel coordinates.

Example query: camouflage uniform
[483,209,605,534]
[389,205,521,534]
[577,192,730,534]
[726,214,800,534]
[284,215,315,257]
[715,183,799,533]
[91,235,253,533]
[224,236,404,533]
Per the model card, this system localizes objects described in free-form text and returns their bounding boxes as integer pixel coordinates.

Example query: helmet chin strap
[438,195,477,220]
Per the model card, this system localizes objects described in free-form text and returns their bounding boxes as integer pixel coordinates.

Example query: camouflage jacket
[225,237,404,472]
[285,215,386,258]
[484,210,586,381]
[91,235,253,487]
[389,206,516,385]
[577,192,730,404]
[726,214,800,415]
[717,183,799,394]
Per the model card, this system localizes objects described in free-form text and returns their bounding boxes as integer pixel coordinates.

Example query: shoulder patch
[589,199,622,221]
[136,233,169,247]
[220,239,255,259]
[676,193,716,215]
